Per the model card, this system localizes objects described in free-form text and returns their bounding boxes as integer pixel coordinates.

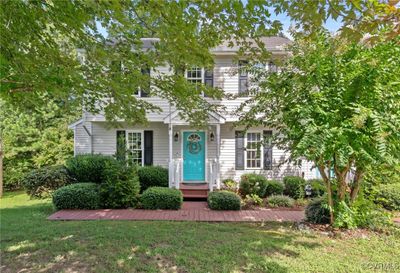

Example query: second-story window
[135,67,151,97]
[238,60,248,94]
[186,67,202,84]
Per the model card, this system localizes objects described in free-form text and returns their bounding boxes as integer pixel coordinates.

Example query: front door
[183,131,206,182]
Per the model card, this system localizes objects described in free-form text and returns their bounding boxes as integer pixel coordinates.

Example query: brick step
[180,189,209,199]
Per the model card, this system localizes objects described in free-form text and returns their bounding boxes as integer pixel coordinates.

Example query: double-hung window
[126,131,144,166]
[186,67,214,95]
[245,132,262,169]
[135,67,151,97]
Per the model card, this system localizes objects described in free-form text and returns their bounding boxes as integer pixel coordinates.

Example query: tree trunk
[350,167,364,203]
[318,164,334,224]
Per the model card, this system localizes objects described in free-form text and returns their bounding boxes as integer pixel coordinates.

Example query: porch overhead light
[174,132,179,142]
[209,131,215,141]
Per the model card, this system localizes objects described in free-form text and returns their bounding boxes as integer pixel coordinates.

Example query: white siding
[75,121,91,154]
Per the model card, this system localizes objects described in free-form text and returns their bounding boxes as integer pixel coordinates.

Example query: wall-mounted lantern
[209,131,215,142]
[174,132,179,142]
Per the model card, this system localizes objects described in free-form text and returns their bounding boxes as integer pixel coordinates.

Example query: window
[126,131,143,166]
[268,61,278,73]
[238,60,248,93]
[135,67,151,97]
[186,67,202,84]
[246,132,262,169]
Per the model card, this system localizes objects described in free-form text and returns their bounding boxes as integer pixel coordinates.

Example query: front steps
[180,183,209,199]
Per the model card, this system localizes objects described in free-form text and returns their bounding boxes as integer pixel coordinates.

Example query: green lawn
[1,192,399,273]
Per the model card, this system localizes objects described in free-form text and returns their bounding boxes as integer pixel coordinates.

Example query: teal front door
[183,131,206,182]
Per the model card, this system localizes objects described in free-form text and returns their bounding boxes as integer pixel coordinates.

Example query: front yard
[1,192,400,273]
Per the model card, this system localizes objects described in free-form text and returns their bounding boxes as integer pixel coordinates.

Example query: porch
[165,110,225,195]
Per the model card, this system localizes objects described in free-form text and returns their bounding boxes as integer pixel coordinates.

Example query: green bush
[141,187,183,210]
[66,154,122,184]
[137,166,169,192]
[222,178,237,189]
[22,165,73,198]
[306,179,326,197]
[241,194,263,209]
[100,166,140,208]
[239,174,268,197]
[264,180,284,196]
[208,191,241,210]
[267,195,295,208]
[283,176,305,199]
[374,183,400,211]
[52,183,100,210]
[305,197,330,224]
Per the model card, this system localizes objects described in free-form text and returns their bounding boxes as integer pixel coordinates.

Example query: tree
[1,0,280,126]
[238,31,400,224]
[0,97,78,190]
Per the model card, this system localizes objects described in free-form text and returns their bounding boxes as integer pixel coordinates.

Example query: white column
[168,123,174,188]
[216,123,221,189]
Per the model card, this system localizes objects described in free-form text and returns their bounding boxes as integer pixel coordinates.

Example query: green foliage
[0,98,77,190]
[52,183,100,210]
[264,180,284,196]
[374,183,400,211]
[239,174,268,197]
[100,166,140,209]
[208,191,241,211]
[140,187,183,210]
[222,178,237,190]
[283,176,305,199]
[305,197,331,224]
[66,154,123,184]
[306,179,326,197]
[267,195,295,208]
[241,194,263,209]
[22,165,73,198]
[137,166,168,192]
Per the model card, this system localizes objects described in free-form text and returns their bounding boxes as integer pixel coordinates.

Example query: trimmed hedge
[52,183,100,210]
[283,176,305,199]
[66,154,122,184]
[100,166,140,208]
[307,179,326,197]
[265,180,284,196]
[305,197,331,224]
[137,166,168,192]
[267,195,294,208]
[374,183,400,211]
[22,165,73,198]
[208,191,241,210]
[141,187,183,210]
[239,174,268,197]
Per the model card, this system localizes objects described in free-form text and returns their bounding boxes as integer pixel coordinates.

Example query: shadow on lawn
[1,197,322,273]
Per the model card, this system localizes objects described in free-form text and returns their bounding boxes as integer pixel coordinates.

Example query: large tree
[238,31,400,224]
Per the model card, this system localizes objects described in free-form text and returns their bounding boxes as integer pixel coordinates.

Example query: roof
[211,36,292,53]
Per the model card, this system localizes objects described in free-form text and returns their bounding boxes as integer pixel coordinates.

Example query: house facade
[69,37,318,193]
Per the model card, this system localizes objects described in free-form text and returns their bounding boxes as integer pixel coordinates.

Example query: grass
[1,192,400,273]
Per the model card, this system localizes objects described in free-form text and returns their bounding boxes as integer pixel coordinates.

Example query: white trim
[126,130,145,167]
[68,119,84,129]
[244,131,263,170]
[181,130,207,183]
[163,109,225,124]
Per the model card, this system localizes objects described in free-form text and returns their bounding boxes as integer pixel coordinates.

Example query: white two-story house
[69,37,317,197]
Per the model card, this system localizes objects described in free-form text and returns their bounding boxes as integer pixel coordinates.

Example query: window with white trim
[186,67,202,84]
[246,132,262,169]
[126,131,143,166]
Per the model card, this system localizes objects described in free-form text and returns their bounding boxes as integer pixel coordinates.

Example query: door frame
[181,130,207,183]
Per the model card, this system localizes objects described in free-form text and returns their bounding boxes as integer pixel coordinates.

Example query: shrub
[100,166,140,208]
[267,195,295,208]
[306,179,326,197]
[137,166,168,192]
[242,194,263,209]
[239,174,268,197]
[374,183,400,211]
[22,165,73,198]
[208,191,241,210]
[222,178,237,189]
[305,197,330,224]
[141,187,183,210]
[52,183,100,210]
[283,176,305,199]
[66,154,122,184]
[264,180,284,196]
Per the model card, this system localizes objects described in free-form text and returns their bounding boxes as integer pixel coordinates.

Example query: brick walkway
[48,202,304,222]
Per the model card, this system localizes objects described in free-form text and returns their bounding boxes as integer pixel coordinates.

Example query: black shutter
[140,67,151,97]
[204,68,213,98]
[238,60,248,94]
[116,130,126,161]
[263,130,273,170]
[144,130,153,166]
[235,131,245,170]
